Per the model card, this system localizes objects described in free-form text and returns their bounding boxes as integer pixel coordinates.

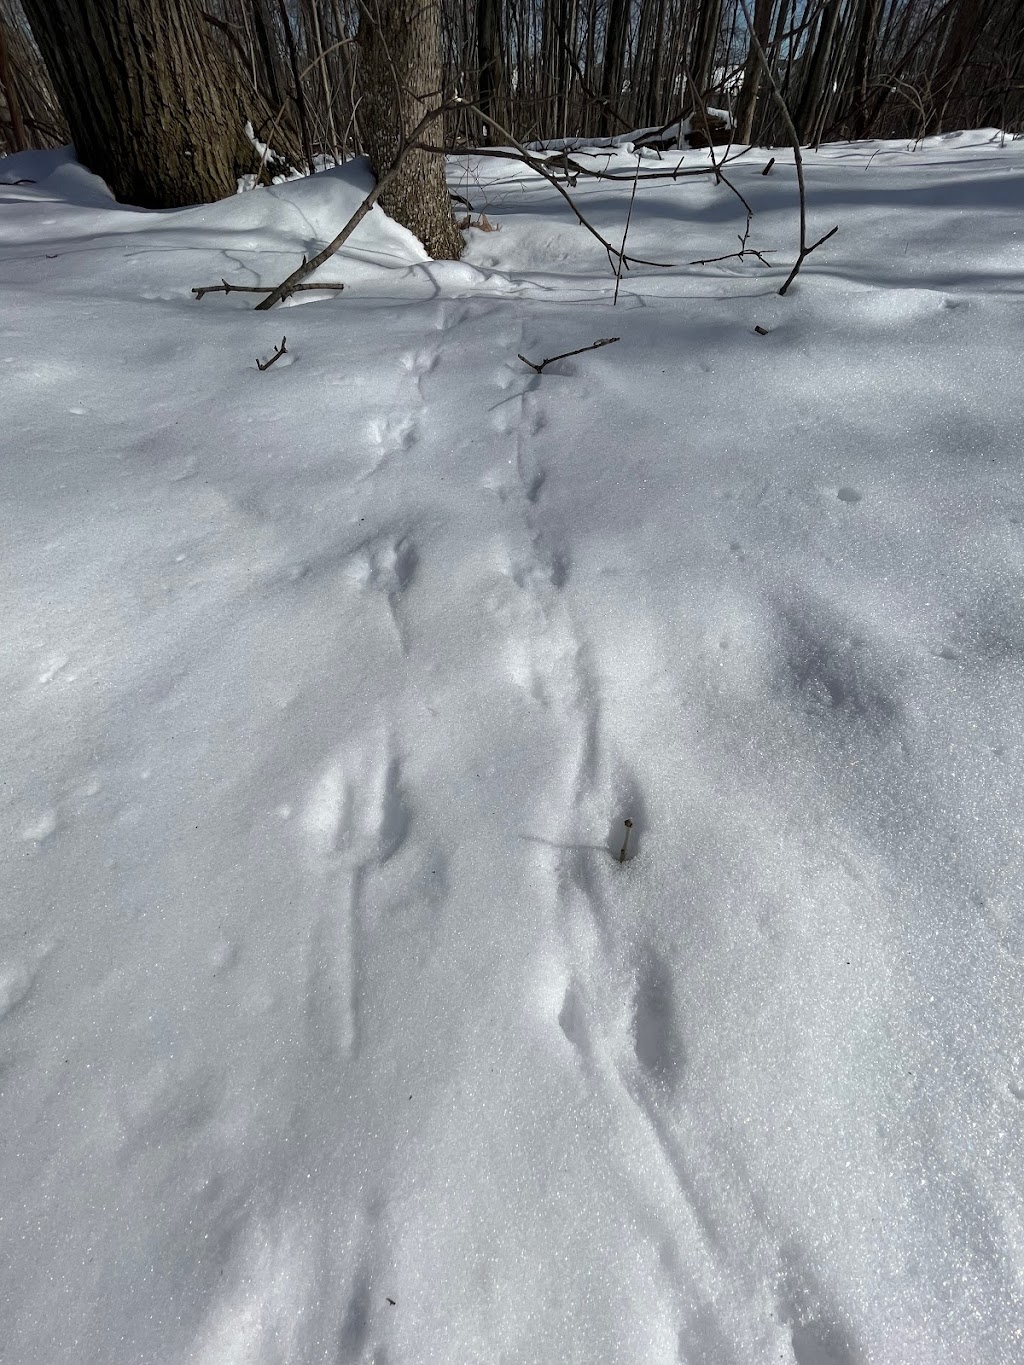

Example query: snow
[2,130,1023,1364]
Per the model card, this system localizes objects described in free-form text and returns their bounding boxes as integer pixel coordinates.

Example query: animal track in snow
[558,982,589,1056]
[401,347,439,379]
[301,742,411,1056]
[401,347,440,397]
[631,950,686,1088]
[366,413,419,459]
[777,599,901,733]
[303,745,409,868]
[347,532,419,649]
[0,959,38,1021]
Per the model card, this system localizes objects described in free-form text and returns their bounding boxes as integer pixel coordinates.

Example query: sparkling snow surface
[1,133,1023,1364]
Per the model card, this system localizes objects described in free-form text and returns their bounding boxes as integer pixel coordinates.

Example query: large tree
[21,0,254,209]
[357,0,462,260]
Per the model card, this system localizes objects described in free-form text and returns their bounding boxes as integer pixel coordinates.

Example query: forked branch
[517,337,620,374]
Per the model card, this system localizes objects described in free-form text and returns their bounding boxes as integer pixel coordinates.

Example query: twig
[690,213,775,268]
[737,0,839,295]
[613,154,642,306]
[618,819,633,863]
[256,337,287,371]
[192,278,345,301]
[517,337,619,375]
[762,157,776,175]
[690,244,775,267]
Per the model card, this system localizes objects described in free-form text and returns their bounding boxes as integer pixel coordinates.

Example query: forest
[2,1,1022,169]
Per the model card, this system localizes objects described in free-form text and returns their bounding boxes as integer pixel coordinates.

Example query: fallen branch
[421,100,674,271]
[256,336,287,371]
[690,211,776,267]
[690,243,776,267]
[517,337,619,375]
[193,277,345,301]
[440,142,752,184]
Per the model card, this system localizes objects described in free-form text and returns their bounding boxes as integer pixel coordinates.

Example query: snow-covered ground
[2,131,1023,1364]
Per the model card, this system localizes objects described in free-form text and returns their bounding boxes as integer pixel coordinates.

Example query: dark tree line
[0,1,1021,254]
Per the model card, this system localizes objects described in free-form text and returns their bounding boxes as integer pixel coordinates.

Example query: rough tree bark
[734,0,773,144]
[357,0,462,259]
[21,0,255,209]
[476,0,505,139]
[599,0,629,135]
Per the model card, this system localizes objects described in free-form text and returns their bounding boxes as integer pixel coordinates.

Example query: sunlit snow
[1,130,1023,1364]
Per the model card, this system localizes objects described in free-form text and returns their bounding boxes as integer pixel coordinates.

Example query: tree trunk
[734,0,774,144]
[477,0,505,139]
[793,0,841,143]
[599,0,629,135]
[0,19,27,152]
[21,0,254,208]
[357,0,462,260]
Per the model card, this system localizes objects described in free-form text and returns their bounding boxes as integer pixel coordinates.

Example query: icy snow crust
[1,133,1023,1364]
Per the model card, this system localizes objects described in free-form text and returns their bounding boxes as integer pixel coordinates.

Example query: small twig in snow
[613,154,642,306]
[517,337,620,375]
[618,819,633,863]
[256,337,288,371]
[192,278,345,301]
[762,157,776,176]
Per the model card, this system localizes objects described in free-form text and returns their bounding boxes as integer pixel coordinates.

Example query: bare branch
[517,337,620,375]
[256,336,287,371]
[192,278,345,301]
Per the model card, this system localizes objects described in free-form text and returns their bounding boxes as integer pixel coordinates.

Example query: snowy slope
[1,133,1023,1365]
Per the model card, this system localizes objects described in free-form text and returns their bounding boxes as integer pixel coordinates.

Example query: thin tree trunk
[734,0,773,143]
[477,0,504,137]
[600,0,629,134]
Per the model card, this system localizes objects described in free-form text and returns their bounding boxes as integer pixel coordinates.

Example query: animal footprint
[301,743,411,1057]
[631,951,685,1088]
[402,348,439,381]
[366,413,419,458]
[303,745,410,868]
[368,534,418,598]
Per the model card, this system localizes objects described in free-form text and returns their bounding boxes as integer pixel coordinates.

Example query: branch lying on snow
[517,337,619,375]
[690,213,776,267]
[192,277,345,301]
[439,142,754,185]
[417,99,673,273]
[256,336,288,371]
